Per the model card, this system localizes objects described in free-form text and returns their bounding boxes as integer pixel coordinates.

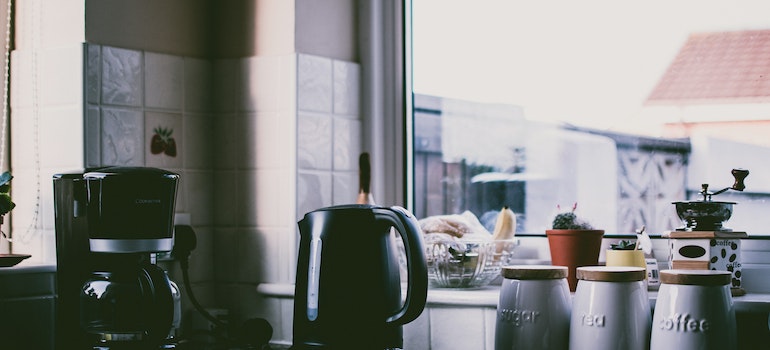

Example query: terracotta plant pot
[546,229,604,292]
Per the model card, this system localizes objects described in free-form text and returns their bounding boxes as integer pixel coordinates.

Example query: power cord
[172,225,274,349]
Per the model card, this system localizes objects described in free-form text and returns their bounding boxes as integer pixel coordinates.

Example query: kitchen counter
[259,281,770,348]
[256,282,770,313]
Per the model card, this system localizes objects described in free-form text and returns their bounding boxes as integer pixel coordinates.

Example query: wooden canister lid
[659,269,731,286]
[501,265,568,280]
[576,266,646,282]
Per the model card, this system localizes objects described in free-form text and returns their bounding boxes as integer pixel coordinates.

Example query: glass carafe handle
[139,263,174,345]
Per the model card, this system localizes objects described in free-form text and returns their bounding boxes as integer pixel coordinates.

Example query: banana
[491,206,517,240]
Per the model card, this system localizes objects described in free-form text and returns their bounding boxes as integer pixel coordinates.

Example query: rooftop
[646,29,770,105]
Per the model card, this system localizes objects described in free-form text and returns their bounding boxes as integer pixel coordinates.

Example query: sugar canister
[495,265,571,350]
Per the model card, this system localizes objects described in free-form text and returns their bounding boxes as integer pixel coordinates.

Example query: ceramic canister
[650,270,736,350]
[569,266,651,350]
[495,265,571,350]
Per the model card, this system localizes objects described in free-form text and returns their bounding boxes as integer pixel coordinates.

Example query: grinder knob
[731,168,749,191]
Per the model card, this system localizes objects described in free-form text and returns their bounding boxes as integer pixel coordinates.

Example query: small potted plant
[605,228,648,280]
[546,203,604,291]
[0,171,15,224]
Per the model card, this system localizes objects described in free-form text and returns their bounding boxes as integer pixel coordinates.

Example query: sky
[412,0,770,132]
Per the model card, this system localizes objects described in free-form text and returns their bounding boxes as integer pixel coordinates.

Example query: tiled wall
[9,44,85,263]
[296,55,362,218]
[243,53,362,342]
[82,44,219,327]
[11,38,362,342]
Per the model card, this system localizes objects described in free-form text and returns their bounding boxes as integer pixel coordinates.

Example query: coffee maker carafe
[292,204,428,349]
[54,167,180,349]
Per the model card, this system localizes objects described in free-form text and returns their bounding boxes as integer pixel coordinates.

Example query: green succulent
[610,240,637,250]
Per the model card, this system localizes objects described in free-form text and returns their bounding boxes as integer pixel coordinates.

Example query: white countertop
[256,282,770,313]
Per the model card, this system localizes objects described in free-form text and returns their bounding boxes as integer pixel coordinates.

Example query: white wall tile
[213,59,238,113]
[297,112,332,170]
[9,107,35,170]
[213,170,236,226]
[332,117,361,171]
[235,169,258,226]
[40,106,83,168]
[101,46,143,107]
[85,107,100,167]
[145,52,184,110]
[280,55,297,113]
[333,171,357,205]
[184,170,214,226]
[39,0,85,48]
[297,54,332,113]
[214,228,239,283]
[213,113,238,169]
[297,171,332,218]
[242,56,282,113]
[333,60,360,117]
[184,58,213,113]
[100,107,144,166]
[86,44,101,104]
[145,111,183,169]
[40,46,83,107]
[183,113,214,169]
[10,51,32,109]
[255,113,283,169]
[235,113,258,169]
[238,227,282,283]
[254,169,286,227]
[277,112,297,169]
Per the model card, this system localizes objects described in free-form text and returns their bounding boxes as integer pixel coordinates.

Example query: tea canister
[569,266,651,350]
[495,265,571,350]
[650,270,736,350]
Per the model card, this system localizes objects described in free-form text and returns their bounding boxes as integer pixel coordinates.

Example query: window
[410,0,770,235]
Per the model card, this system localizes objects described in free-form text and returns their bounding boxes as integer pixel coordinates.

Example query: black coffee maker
[292,204,428,349]
[54,167,180,349]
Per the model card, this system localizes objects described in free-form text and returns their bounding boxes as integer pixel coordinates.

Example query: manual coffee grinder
[54,167,180,349]
[666,168,749,296]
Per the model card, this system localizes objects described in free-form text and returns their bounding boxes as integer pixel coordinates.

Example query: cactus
[551,203,593,230]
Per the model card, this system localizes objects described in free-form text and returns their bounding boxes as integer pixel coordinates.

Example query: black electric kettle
[293,204,428,349]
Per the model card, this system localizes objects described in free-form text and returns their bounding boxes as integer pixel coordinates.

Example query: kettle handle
[374,206,428,326]
[139,263,174,345]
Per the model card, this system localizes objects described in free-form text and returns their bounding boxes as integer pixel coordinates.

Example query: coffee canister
[495,265,571,350]
[650,270,736,350]
[569,266,651,350]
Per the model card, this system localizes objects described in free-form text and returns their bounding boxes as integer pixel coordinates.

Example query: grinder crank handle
[731,168,749,191]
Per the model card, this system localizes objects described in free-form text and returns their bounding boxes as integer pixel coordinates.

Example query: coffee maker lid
[84,166,179,179]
